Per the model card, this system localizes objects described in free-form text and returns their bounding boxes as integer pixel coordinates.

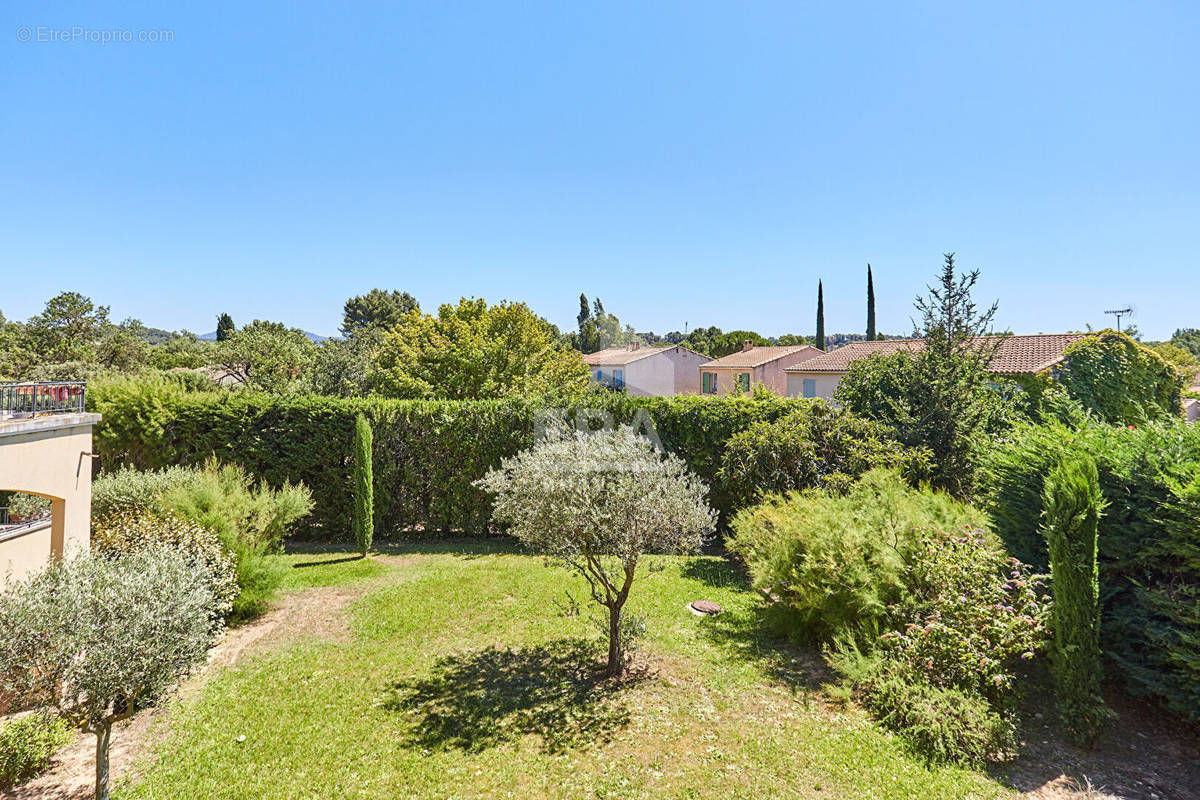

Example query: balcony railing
[0,382,87,418]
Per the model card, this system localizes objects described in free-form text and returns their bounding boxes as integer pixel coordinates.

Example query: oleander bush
[0,712,72,790]
[980,420,1200,723]
[91,465,197,520]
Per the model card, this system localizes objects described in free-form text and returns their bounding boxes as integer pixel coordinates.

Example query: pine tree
[866,265,876,341]
[215,313,235,342]
[353,414,374,557]
[815,281,826,351]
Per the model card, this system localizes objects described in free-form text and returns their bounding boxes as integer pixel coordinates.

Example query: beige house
[0,382,99,580]
[784,333,1092,399]
[699,343,822,396]
[582,344,711,396]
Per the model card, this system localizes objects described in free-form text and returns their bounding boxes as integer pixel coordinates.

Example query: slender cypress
[353,414,374,557]
[815,281,826,351]
[866,264,876,341]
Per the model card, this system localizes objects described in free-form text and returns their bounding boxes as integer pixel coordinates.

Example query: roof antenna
[1104,306,1133,334]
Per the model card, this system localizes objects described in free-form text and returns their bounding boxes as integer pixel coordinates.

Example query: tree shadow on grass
[383,639,646,753]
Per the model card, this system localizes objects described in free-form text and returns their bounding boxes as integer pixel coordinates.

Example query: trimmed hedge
[89,383,806,538]
[979,421,1200,722]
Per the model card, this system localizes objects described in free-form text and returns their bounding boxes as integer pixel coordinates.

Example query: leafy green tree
[1150,341,1198,369]
[149,332,218,370]
[1170,327,1200,358]
[1041,452,1112,746]
[26,291,111,364]
[479,425,714,676]
[371,298,589,400]
[216,320,316,393]
[577,293,591,329]
[301,333,380,397]
[96,318,152,372]
[815,280,826,351]
[215,313,236,342]
[353,414,374,556]
[867,264,877,341]
[342,289,419,336]
[710,330,771,358]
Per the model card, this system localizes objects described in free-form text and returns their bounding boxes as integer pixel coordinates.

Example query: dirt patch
[997,686,1200,800]
[3,581,373,800]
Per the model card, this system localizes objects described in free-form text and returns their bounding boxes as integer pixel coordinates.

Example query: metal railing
[0,382,86,418]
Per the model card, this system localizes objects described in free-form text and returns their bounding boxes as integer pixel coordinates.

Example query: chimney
[742,340,754,352]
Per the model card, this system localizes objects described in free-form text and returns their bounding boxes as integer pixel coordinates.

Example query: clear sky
[2,1,1197,339]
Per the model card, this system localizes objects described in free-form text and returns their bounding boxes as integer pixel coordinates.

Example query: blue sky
[2,1,1196,339]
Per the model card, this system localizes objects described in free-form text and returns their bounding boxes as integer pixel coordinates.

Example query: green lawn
[117,542,1014,799]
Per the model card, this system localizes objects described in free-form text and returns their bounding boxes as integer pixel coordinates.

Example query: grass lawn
[116,541,1014,800]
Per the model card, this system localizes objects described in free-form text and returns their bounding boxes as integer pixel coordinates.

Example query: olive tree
[479,425,715,676]
[0,548,220,800]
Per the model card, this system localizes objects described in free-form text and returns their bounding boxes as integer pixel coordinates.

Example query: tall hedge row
[979,421,1200,723]
[88,381,803,539]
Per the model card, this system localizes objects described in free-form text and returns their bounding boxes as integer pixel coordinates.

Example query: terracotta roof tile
[704,345,822,370]
[783,333,1092,375]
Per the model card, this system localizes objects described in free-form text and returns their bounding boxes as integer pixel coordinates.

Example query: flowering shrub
[92,510,237,624]
[880,529,1049,703]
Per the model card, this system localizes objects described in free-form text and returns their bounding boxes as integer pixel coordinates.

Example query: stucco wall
[786,372,844,400]
[701,351,820,397]
[0,414,99,580]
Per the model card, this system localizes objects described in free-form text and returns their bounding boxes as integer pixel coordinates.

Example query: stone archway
[0,412,101,579]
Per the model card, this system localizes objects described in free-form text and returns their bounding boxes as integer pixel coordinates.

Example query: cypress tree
[353,414,374,557]
[215,313,235,342]
[815,281,826,351]
[866,264,876,341]
[577,293,591,329]
[1042,452,1112,746]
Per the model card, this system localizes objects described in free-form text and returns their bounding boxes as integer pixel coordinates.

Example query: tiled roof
[582,345,709,366]
[704,345,822,370]
[783,333,1092,375]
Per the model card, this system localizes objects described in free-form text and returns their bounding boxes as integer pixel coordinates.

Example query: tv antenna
[1104,306,1133,333]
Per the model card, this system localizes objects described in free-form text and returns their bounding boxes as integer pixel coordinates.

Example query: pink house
[582,344,712,396]
[698,342,822,396]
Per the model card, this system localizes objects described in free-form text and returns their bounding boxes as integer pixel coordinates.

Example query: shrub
[353,413,374,555]
[1056,329,1183,425]
[89,380,805,536]
[836,654,1016,765]
[479,424,714,676]
[91,510,238,624]
[728,469,986,641]
[1042,453,1112,745]
[717,401,930,510]
[0,549,219,800]
[157,460,311,621]
[0,712,72,789]
[91,464,197,520]
[979,420,1200,722]
[879,529,1049,704]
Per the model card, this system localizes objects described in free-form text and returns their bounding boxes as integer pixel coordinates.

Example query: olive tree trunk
[95,724,112,800]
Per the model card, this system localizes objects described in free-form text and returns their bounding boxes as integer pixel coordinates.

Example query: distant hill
[198,330,329,343]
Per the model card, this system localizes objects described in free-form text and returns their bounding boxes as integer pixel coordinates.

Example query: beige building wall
[0,413,100,580]
[786,372,844,400]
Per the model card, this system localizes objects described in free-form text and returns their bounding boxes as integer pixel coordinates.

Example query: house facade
[699,343,822,396]
[784,333,1092,399]
[0,382,100,580]
[582,344,711,396]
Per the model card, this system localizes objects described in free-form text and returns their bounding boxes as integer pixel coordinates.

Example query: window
[702,372,716,394]
[738,373,750,392]
[613,369,624,389]
[595,369,603,382]
[803,379,816,398]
